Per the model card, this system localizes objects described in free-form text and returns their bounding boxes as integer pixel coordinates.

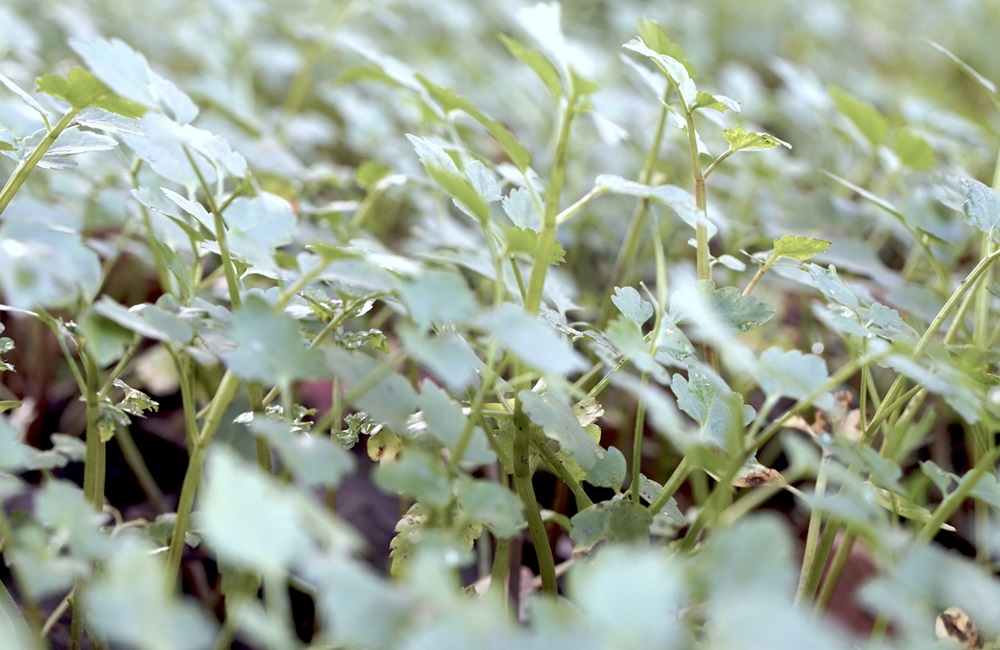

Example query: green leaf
[327,348,418,433]
[87,536,218,650]
[249,416,355,489]
[399,269,477,328]
[636,18,696,78]
[407,134,490,222]
[867,303,918,343]
[570,497,652,549]
[34,480,110,558]
[197,448,314,573]
[637,475,685,524]
[373,445,451,508]
[671,366,755,449]
[70,37,196,122]
[0,71,51,120]
[416,379,466,451]
[306,554,413,649]
[595,174,715,238]
[693,91,740,113]
[398,326,480,393]
[0,220,102,310]
[6,521,88,602]
[416,76,531,171]
[121,114,245,188]
[805,263,861,313]
[585,445,627,491]
[479,304,586,376]
[756,347,835,411]
[721,125,791,152]
[92,296,194,343]
[673,281,775,332]
[519,390,600,471]
[622,38,692,95]
[77,310,134,367]
[222,193,297,270]
[604,316,670,384]
[502,187,542,230]
[456,477,525,538]
[772,235,831,261]
[892,128,935,170]
[0,416,35,473]
[498,33,562,101]
[962,177,1000,236]
[501,226,566,264]
[36,68,145,117]
[568,545,687,648]
[611,286,653,325]
[220,296,326,385]
[830,86,887,146]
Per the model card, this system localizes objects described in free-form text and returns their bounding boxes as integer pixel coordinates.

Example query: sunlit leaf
[722,126,791,152]
[772,235,831,261]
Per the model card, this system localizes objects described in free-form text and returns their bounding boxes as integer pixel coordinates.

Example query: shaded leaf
[479,304,586,376]
[611,286,653,325]
[570,497,651,549]
[456,477,524,538]
[399,270,477,328]
[519,390,600,470]
[962,177,1000,236]
[220,297,326,385]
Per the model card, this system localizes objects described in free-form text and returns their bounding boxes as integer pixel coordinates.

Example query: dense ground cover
[3,0,1000,648]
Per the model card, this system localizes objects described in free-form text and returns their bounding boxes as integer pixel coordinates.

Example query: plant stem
[512,404,557,593]
[646,456,693,515]
[0,109,81,216]
[814,529,856,614]
[867,247,1000,443]
[165,370,241,588]
[795,453,831,605]
[523,94,579,315]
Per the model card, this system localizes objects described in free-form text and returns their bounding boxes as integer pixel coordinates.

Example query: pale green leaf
[373,446,451,507]
[611,286,653,325]
[830,86,887,146]
[962,177,1000,235]
[772,235,831,261]
[756,347,835,411]
[399,269,477,328]
[197,448,313,573]
[671,366,755,449]
[893,129,936,170]
[87,536,217,650]
[585,445,627,490]
[499,33,562,101]
[456,477,524,538]
[417,76,531,171]
[519,389,600,470]
[326,348,418,432]
[570,497,651,549]
[479,304,586,376]
[220,296,326,384]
